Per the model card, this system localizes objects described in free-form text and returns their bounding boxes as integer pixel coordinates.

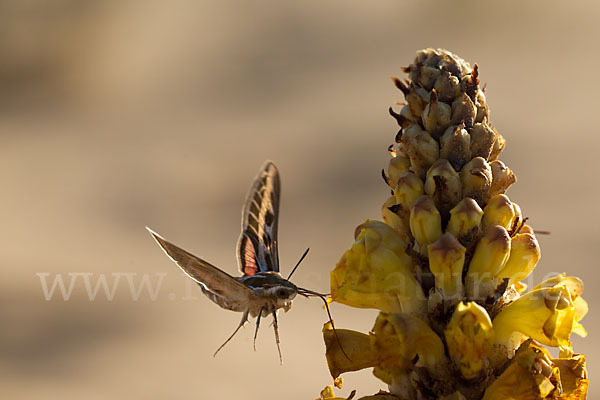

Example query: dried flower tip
[440,124,472,170]
[444,302,494,380]
[392,76,410,96]
[388,107,406,127]
[409,195,442,248]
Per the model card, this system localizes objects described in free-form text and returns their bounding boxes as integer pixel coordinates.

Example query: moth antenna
[272,310,283,365]
[214,309,249,357]
[534,230,551,235]
[287,248,310,280]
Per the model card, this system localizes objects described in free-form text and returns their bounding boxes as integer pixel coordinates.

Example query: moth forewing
[146,227,256,312]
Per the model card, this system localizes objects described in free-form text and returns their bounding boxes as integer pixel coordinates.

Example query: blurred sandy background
[1,1,598,399]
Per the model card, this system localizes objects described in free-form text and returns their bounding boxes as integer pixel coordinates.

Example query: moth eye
[276,289,288,299]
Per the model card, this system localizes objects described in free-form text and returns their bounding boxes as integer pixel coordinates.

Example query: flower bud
[470,122,495,159]
[422,90,451,138]
[381,196,407,236]
[444,302,494,379]
[466,225,511,299]
[451,92,477,128]
[474,89,490,123]
[490,160,516,196]
[424,159,462,215]
[434,70,461,102]
[395,172,425,209]
[406,87,430,116]
[386,154,411,188]
[409,195,442,248]
[511,201,523,228]
[482,194,515,231]
[496,233,540,286]
[398,104,417,127]
[446,197,483,243]
[460,157,492,206]
[489,132,506,161]
[427,233,466,300]
[404,130,440,178]
[440,124,471,170]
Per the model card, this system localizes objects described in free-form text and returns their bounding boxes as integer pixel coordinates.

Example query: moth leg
[272,310,283,365]
[253,306,265,351]
[213,309,249,357]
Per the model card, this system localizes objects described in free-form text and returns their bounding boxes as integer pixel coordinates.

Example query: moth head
[268,283,298,310]
[274,286,297,300]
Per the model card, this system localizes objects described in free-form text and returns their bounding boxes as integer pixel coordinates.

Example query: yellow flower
[496,232,541,286]
[330,220,425,315]
[371,312,446,390]
[316,385,358,400]
[482,194,515,231]
[409,195,442,249]
[444,302,494,379]
[320,48,589,399]
[492,284,578,350]
[465,225,511,299]
[482,342,559,400]
[322,322,377,379]
[552,354,589,399]
[533,275,588,338]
